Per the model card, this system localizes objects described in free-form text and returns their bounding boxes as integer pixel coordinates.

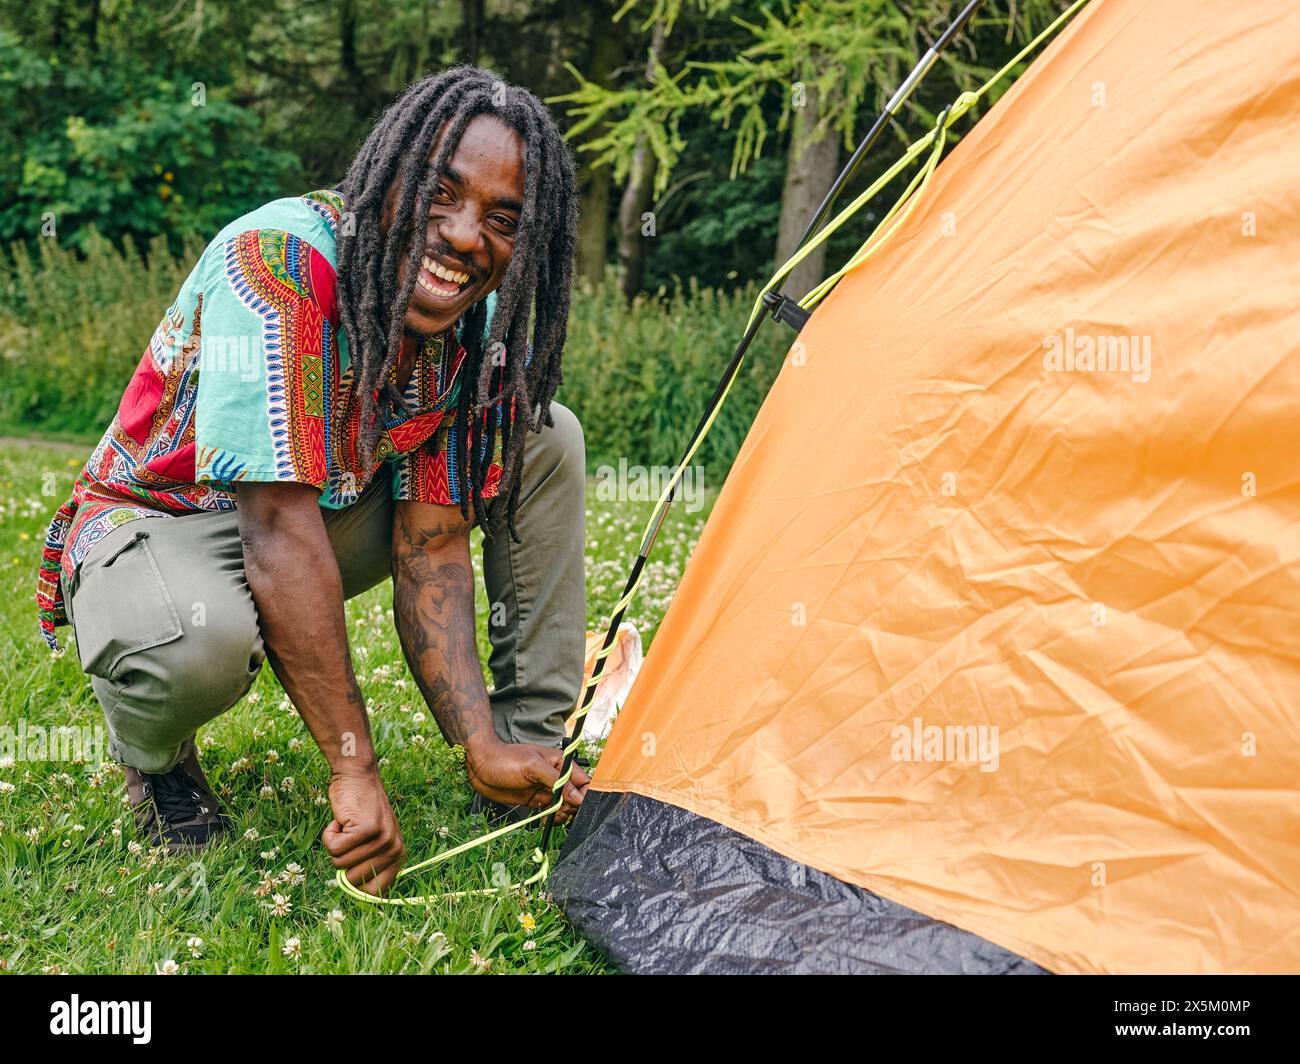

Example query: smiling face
[382,113,526,337]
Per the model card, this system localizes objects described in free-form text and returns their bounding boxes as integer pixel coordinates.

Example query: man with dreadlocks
[35,67,590,895]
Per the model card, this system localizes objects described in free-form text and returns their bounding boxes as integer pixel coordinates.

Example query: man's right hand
[240,481,401,891]
[322,770,406,896]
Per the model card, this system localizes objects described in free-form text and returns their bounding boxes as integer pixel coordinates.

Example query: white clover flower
[156,959,180,975]
[0,782,15,794]
[281,936,302,959]
[324,908,345,931]
[259,785,275,800]
[267,893,292,917]
[522,939,537,952]
[186,936,204,958]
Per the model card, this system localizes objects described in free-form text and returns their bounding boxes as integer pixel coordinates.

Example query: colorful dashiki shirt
[37,189,507,650]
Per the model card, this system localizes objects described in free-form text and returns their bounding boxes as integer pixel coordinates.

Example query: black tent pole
[798,0,986,252]
[541,0,987,852]
[764,0,986,326]
[538,313,767,852]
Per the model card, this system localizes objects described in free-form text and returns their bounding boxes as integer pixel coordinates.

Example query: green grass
[0,438,711,974]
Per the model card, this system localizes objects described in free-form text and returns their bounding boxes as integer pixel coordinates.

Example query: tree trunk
[460,0,485,65]
[616,22,666,301]
[773,81,840,301]
[340,0,364,97]
[578,158,613,289]
[86,0,100,51]
[576,13,625,287]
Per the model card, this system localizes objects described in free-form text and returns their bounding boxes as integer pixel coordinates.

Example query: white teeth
[421,255,469,286]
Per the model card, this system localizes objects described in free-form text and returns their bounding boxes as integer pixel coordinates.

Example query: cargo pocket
[70,529,184,682]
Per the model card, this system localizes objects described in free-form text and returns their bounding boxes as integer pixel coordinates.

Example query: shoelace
[147,766,208,826]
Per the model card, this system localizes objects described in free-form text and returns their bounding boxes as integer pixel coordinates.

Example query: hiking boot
[124,744,230,851]
[469,791,534,825]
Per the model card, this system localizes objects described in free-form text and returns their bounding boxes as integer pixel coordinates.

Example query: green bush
[561,272,791,479]
[0,241,794,481]
[0,29,297,253]
[0,231,200,437]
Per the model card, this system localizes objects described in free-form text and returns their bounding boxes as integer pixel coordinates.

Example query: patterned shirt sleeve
[194,228,339,491]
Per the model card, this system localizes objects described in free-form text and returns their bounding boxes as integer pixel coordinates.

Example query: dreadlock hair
[334,65,578,541]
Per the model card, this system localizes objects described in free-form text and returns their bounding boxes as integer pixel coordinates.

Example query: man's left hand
[466,738,590,823]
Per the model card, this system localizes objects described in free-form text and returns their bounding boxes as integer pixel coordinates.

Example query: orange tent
[553,0,1300,974]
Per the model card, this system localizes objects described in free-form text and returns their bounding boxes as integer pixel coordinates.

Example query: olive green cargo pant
[61,404,586,774]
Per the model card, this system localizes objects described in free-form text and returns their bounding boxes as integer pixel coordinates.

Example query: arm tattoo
[391,507,490,750]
